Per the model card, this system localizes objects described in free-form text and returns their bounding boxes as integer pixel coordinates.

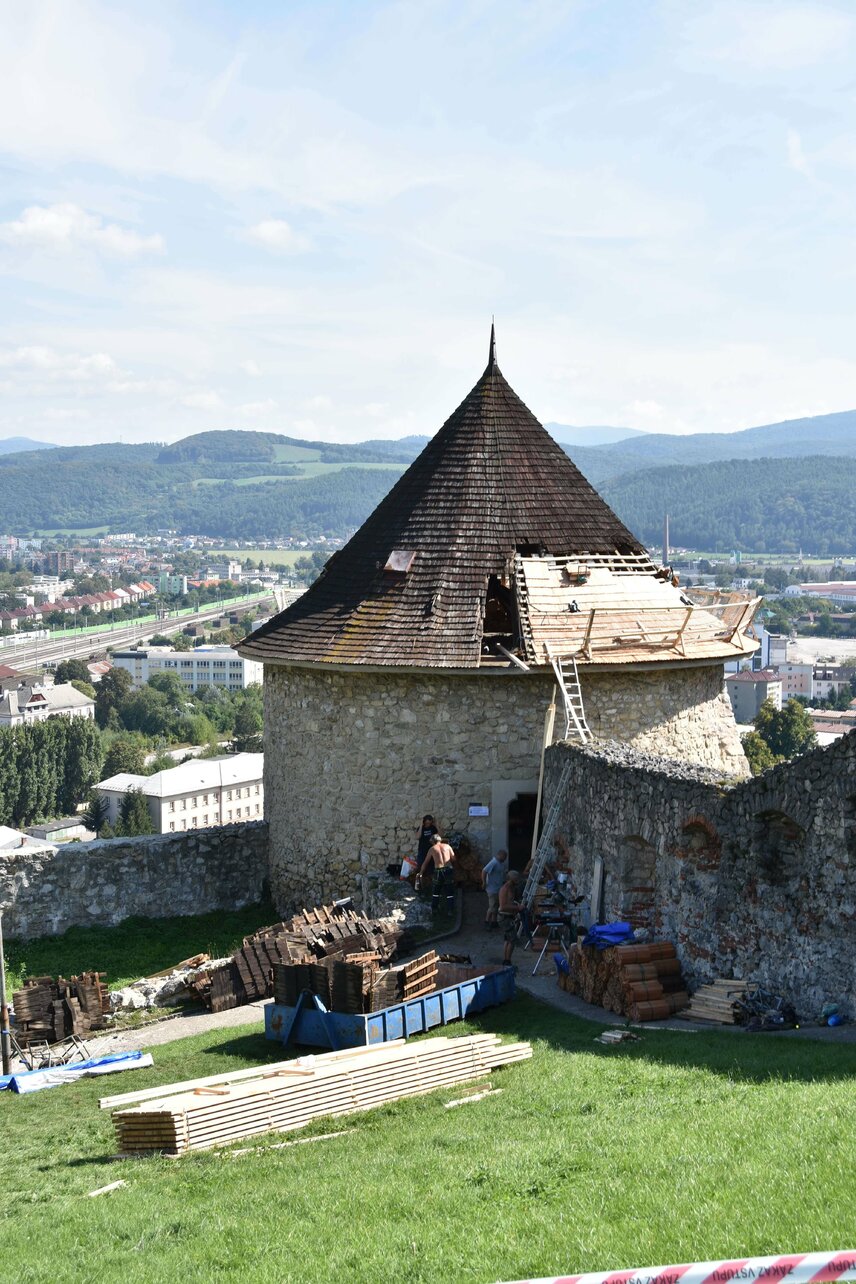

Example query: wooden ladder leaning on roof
[547,649,593,744]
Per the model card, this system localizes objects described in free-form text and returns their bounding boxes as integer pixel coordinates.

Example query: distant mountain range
[559,409,856,486]
[546,423,645,447]
[0,436,56,455]
[1,413,855,552]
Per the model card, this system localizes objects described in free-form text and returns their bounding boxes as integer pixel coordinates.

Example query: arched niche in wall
[753,808,806,884]
[679,814,721,871]
[617,834,658,929]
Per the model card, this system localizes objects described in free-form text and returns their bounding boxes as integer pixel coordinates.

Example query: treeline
[0,718,103,827]
[602,455,856,553]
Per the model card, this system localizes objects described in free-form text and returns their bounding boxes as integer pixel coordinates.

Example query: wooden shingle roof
[239,332,647,669]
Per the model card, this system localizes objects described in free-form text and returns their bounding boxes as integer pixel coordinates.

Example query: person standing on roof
[418,831,456,917]
[481,849,509,930]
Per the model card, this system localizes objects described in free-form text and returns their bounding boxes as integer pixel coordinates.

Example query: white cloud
[243,219,311,253]
[181,391,224,411]
[0,203,164,257]
[304,394,332,411]
[236,398,277,416]
[0,345,121,380]
[787,130,812,177]
[240,359,262,376]
[681,3,854,72]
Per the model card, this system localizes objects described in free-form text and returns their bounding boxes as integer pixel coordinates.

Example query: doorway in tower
[507,793,538,871]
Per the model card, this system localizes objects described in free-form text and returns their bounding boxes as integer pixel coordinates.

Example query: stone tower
[239,332,758,909]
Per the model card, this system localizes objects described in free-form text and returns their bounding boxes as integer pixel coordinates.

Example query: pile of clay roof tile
[560,942,689,1021]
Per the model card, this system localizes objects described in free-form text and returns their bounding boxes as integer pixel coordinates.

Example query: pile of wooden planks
[560,942,689,1021]
[111,1033,532,1156]
[188,904,405,1013]
[679,979,748,1024]
[12,972,111,1045]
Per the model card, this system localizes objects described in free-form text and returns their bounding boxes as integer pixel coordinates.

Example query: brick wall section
[0,822,269,940]
[544,735,856,1017]
[263,661,747,912]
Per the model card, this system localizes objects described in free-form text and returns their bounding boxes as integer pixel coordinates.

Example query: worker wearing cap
[498,869,524,964]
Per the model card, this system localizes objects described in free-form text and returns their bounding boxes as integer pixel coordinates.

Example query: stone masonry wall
[581,664,749,779]
[0,822,269,940]
[264,667,551,909]
[544,735,856,1017]
[264,661,747,912]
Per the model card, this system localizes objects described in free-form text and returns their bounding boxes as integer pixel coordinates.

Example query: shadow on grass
[198,1031,279,1062]
[5,898,277,991]
[475,993,856,1084]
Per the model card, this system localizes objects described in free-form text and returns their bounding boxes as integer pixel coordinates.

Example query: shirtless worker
[418,831,456,917]
[497,869,524,964]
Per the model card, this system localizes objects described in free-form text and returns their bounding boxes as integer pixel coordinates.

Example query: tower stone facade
[242,332,757,913]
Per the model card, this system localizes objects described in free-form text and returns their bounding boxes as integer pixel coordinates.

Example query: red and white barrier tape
[500,1251,856,1284]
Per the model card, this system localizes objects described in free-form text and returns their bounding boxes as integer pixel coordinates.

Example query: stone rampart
[544,734,856,1017]
[0,822,269,940]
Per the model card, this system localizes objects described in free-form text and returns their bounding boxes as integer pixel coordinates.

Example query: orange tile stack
[560,941,689,1021]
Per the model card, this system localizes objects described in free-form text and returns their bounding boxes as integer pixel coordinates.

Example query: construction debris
[187,903,406,1014]
[595,1029,642,1045]
[272,950,439,1015]
[558,941,689,1021]
[12,973,110,1045]
[112,1033,532,1156]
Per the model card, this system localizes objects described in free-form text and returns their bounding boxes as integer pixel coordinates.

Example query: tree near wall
[754,698,817,761]
[116,788,155,837]
[742,730,782,776]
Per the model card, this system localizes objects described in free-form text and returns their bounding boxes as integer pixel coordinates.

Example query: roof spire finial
[488,317,496,370]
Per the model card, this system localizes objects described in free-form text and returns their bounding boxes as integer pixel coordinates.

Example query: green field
[195,461,402,487]
[3,898,852,1284]
[1,969,852,1283]
[210,548,309,569]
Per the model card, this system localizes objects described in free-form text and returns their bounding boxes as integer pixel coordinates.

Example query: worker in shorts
[418,832,456,916]
[481,849,509,929]
[497,869,524,964]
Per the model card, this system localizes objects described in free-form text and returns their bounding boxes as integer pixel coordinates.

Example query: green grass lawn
[5,901,276,992]
[209,548,308,568]
[1,994,853,1284]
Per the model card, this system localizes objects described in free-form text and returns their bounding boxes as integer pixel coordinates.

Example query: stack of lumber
[679,979,748,1024]
[110,1033,532,1156]
[562,942,689,1021]
[188,904,405,1013]
[12,973,111,1045]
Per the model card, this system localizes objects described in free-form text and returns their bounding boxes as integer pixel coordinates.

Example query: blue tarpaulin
[582,922,635,950]
[0,1049,153,1094]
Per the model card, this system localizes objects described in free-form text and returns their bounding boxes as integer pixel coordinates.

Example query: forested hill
[602,455,856,554]
[3,423,856,548]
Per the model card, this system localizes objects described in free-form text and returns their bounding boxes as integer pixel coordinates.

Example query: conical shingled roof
[239,333,647,668]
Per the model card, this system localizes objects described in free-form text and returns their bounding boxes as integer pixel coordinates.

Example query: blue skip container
[264,962,516,1050]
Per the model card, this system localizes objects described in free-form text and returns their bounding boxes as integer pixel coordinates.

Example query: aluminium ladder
[549,652,593,744]
[521,759,574,909]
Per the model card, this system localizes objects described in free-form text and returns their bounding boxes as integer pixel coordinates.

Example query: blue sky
[2,0,856,445]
